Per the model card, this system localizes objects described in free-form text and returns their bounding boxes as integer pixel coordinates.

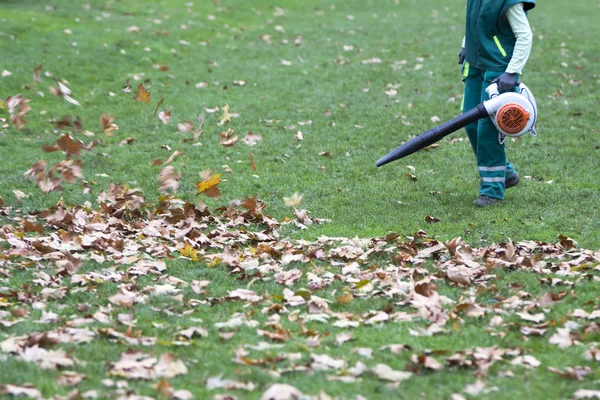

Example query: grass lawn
[1,0,599,399]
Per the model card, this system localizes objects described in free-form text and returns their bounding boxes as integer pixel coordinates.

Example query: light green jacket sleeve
[505,3,533,74]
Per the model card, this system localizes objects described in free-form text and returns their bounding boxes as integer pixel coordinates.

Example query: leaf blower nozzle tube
[376,103,488,167]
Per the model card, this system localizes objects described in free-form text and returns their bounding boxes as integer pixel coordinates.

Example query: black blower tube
[376,103,488,167]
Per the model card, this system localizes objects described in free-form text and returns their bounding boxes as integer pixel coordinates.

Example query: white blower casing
[483,82,538,137]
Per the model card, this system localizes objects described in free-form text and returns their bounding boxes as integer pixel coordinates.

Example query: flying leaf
[134,82,151,103]
[49,80,80,106]
[5,94,31,131]
[100,113,118,136]
[57,134,83,156]
[158,166,180,194]
[283,192,303,207]
[196,171,222,198]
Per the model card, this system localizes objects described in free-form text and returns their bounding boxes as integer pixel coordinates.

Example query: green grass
[1,0,599,399]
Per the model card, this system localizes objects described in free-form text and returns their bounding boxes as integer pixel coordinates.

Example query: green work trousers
[462,65,518,200]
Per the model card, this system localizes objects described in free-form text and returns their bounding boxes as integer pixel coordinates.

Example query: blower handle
[485,82,522,99]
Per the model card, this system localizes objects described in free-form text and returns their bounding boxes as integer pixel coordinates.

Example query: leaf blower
[376,82,538,167]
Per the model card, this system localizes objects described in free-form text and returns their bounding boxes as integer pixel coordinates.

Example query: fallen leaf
[371,363,412,382]
[260,384,302,400]
[134,83,151,103]
[0,384,41,399]
[242,132,263,146]
[159,111,171,124]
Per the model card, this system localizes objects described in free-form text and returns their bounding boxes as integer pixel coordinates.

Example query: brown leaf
[23,219,44,233]
[250,152,257,171]
[5,94,31,130]
[425,215,440,223]
[57,134,82,156]
[54,115,74,130]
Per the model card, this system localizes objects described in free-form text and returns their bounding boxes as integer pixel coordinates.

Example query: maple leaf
[134,82,151,103]
[283,192,303,207]
[196,171,222,198]
[57,134,83,156]
[179,243,199,261]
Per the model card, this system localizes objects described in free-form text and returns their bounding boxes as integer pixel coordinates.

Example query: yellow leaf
[179,243,198,261]
[134,82,151,103]
[196,173,221,197]
[336,291,353,304]
[0,100,5,109]
[206,257,221,268]
[283,192,303,207]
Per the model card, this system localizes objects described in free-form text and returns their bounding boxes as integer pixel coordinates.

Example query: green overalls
[462,0,535,200]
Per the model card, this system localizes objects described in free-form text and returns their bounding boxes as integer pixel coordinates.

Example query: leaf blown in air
[196,171,222,198]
